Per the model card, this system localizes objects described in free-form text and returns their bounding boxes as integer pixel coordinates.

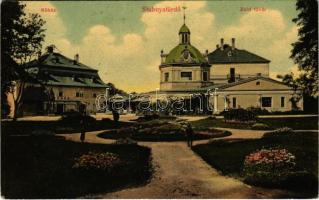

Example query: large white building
[149,20,303,114]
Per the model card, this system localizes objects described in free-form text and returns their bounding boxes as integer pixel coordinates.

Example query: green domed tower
[159,20,211,91]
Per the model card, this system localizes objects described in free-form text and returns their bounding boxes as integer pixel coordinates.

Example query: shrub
[251,123,270,130]
[116,126,137,135]
[247,107,270,115]
[263,127,294,138]
[223,108,257,122]
[243,147,296,187]
[272,127,293,134]
[156,123,185,134]
[138,119,169,128]
[72,151,121,172]
[114,137,137,145]
[60,111,96,124]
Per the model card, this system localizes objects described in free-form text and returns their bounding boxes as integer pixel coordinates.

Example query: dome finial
[182,5,187,24]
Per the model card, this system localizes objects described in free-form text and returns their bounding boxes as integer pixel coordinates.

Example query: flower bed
[243,147,297,187]
[98,120,231,141]
[73,151,122,172]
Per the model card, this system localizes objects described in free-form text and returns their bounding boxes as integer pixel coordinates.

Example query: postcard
[1,0,318,199]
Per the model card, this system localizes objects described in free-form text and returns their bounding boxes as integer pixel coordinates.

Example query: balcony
[211,73,267,81]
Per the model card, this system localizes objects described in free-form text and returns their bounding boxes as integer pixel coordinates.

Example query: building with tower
[147,10,303,114]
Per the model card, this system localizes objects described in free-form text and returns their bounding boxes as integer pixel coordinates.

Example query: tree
[278,0,318,112]
[107,82,128,96]
[1,0,46,118]
[278,72,317,112]
[290,0,318,95]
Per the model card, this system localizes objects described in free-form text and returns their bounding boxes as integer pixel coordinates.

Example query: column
[213,94,218,114]
[224,96,228,111]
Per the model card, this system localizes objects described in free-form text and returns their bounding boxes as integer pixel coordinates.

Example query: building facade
[151,20,303,114]
[21,47,108,115]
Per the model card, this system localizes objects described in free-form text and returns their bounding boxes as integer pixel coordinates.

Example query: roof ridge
[208,46,270,64]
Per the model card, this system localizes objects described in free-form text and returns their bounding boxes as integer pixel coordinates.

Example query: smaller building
[22,46,108,115]
[206,76,303,113]
[208,38,270,84]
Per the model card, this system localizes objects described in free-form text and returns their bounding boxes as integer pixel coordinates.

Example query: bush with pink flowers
[72,151,122,172]
[243,147,297,187]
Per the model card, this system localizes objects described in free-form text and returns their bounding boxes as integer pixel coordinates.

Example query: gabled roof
[204,76,291,90]
[26,52,97,71]
[208,45,270,64]
[24,52,108,88]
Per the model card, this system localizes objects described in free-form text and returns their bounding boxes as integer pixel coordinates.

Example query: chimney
[47,46,54,54]
[74,54,79,64]
[231,38,235,50]
[220,38,224,50]
[216,44,219,49]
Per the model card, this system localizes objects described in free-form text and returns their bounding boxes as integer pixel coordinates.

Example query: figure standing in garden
[112,110,120,122]
[79,104,87,143]
[186,123,194,147]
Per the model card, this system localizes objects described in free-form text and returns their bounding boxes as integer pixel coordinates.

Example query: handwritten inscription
[240,7,267,12]
[41,8,56,12]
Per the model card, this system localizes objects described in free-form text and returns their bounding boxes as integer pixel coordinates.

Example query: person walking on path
[185,123,194,148]
[79,105,87,143]
[80,117,86,143]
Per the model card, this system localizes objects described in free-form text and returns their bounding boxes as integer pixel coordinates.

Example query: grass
[98,129,231,142]
[192,132,318,196]
[1,119,131,136]
[1,135,152,198]
[190,116,318,130]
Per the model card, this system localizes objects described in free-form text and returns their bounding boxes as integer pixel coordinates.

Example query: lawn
[192,131,318,197]
[1,119,131,136]
[1,135,152,198]
[190,116,318,130]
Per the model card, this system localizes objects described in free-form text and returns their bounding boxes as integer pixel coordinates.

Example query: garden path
[60,130,297,198]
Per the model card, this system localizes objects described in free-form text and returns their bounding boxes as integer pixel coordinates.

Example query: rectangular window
[281,97,285,107]
[76,92,83,97]
[203,71,208,82]
[58,91,63,97]
[261,97,272,107]
[181,72,192,80]
[232,97,236,108]
[164,73,169,82]
[229,68,235,82]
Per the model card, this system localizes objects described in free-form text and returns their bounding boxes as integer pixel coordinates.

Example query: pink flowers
[244,148,296,167]
[72,151,121,171]
[243,147,298,185]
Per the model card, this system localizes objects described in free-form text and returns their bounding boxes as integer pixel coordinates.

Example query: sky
[23,0,300,93]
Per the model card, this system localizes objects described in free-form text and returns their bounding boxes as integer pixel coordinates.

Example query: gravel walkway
[60,130,297,198]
